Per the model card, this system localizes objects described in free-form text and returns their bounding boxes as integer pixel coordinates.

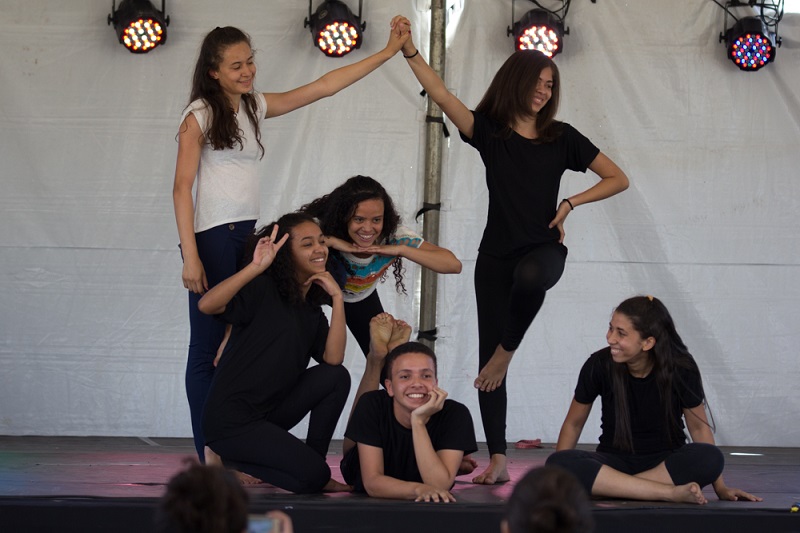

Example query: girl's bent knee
[545,450,582,469]
[667,443,725,487]
[696,443,724,486]
[330,364,351,390]
[295,462,332,494]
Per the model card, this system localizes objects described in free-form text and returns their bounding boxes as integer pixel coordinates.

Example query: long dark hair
[185,26,264,158]
[300,175,406,293]
[242,212,328,307]
[475,49,563,143]
[608,296,711,452]
[504,466,593,533]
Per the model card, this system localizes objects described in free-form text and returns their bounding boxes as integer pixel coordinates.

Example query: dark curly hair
[475,49,563,143]
[300,175,407,293]
[607,296,712,453]
[155,459,248,533]
[242,212,329,307]
[183,26,265,158]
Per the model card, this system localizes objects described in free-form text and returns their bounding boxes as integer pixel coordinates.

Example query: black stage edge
[3,496,799,533]
[0,437,798,532]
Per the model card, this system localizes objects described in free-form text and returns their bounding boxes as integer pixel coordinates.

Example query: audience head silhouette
[502,466,594,533]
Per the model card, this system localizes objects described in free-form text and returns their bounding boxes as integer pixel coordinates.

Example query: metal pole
[418,0,446,350]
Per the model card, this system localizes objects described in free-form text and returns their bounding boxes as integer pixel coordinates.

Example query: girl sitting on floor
[199,213,350,494]
[546,295,761,504]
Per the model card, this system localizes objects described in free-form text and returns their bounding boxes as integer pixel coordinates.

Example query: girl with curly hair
[301,175,461,356]
[197,213,350,494]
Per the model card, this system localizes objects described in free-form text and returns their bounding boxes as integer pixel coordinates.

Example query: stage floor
[0,436,798,532]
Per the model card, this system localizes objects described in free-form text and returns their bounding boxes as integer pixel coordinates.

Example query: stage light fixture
[508,0,572,57]
[304,0,366,57]
[717,1,783,72]
[725,17,775,70]
[510,9,565,56]
[107,0,169,54]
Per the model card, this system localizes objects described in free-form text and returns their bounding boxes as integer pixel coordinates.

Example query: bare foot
[204,446,263,485]
[474,345,515,392]
[388,319,412,352]
[235,470,264,485]
[204,446,223,466]
[472,454,510,485]
[457,454,478,476]
[671,482,708,504]
[369,313,394,359]
[322,478,353,492]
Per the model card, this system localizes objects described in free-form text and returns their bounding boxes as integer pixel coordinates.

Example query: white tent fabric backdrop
[1,1,798,446]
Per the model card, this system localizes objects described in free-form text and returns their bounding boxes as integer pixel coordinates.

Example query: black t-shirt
[202,274,328,443]
[574,347,705,455]
[461,111,600,257]
[342,390,477,492]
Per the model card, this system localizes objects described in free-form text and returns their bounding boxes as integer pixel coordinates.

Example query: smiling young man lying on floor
[340,313,477,502]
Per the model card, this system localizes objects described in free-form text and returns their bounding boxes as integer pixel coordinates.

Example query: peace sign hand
[252,225,289,271]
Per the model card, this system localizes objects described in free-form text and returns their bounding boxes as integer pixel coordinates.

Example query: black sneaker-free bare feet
[457,454,478,476]
[388,319,412,352]
[474,346,514,392]
[369,313,394,358]
[472,454,510,485]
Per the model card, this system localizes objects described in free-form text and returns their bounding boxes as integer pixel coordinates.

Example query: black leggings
[545,443,725,495]
[474,243,567,456]
[345,291,391,384]
[207,363,350,494]
[344,290,385,356]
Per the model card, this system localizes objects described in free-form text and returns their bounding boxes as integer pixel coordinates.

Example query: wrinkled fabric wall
[1,1,798,446]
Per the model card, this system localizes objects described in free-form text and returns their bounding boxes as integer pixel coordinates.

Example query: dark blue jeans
[183,220,255,461]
